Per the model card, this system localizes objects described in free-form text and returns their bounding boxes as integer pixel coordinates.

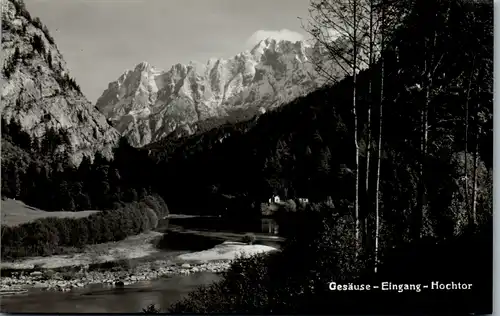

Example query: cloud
[245,29,305,49]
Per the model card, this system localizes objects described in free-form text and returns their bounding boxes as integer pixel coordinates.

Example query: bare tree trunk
[421,83,429,239]
[471,137,479,226]
[463,57,476,224]
[464,87,469,210]
[463,57,475,215]
[415,77,429,241]
[471,83,480,227]
[364,0,375,246]
[353,0,361,253]
[364,95,371,242]
[374,61,384,274]
[374,0,385,274]
[353,64,361,251]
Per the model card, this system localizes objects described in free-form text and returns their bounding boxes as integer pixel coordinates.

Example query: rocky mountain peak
[96,38,323,147]
[1,0,120,165]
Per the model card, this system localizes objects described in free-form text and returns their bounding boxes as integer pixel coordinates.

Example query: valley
[0,0,493,314]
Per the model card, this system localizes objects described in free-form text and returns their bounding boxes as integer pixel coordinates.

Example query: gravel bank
[0,260,232,294]
[0,241,278,295]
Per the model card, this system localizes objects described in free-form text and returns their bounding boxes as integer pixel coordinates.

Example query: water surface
[1,272,221,313]
[1,215,277,313]
[169,217,279,234]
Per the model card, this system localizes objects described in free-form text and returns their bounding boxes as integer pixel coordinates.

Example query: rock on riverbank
[0,260,232,294]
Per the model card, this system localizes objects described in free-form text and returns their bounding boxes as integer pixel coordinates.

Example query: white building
[268,195,281,204]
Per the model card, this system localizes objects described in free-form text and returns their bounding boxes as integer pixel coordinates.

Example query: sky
[24,0,312,103]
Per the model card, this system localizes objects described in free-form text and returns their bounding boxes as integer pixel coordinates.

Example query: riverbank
[1,272,224,313]
[0,241,278,294]
[0,259,232,294]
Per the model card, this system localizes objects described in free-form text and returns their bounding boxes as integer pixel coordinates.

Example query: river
[1,272,222,313]
[167,216,279,234]
[0,216,279,313]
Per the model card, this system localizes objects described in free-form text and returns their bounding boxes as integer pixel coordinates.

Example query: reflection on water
[1,272,222,313]
[261,218,279,234]
[169,217,279,235]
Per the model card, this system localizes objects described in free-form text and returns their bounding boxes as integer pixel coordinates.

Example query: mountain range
[96,39,328,147]
[1,0,342,156]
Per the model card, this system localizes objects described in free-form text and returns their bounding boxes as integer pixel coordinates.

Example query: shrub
[42,269,55,279]
[145,207,159,230]
[41,25,55,45]
[260,203,278,216]
[153,194,170,217]
[143,304,161,314]
[283,199,297,213]
[115,258,133,272]
[169,253,273,313]
[241,233,256,245]
[31,34,45,55]
[61,272,72,281]
[13,0,32,21]
[112,202,122,210]
[88,249,102,265]
[143,195,169,219]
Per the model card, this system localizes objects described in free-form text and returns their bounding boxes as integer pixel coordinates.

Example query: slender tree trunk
[463,57,476,224]
[415,77,429,241]
[374,61,384,273]
[421,83,429,238]
[471,137,479,226]
[364,0,375,247]
[464,94,469,207]
[471,86,480,227]
[364,98,371,243]
[464,57,475,214]
[374,1,385,274]
[353,0,361,252]
[354,68,360,251]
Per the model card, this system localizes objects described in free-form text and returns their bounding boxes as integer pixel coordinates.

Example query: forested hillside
[1,119,152,212]
[0,0,492,312]
[142,0,493,244]
[159,0,493,313]
[1,117,170,260]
